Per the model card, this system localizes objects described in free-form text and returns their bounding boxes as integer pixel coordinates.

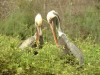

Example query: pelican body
[19,13,44,50]
[47,10,84,66]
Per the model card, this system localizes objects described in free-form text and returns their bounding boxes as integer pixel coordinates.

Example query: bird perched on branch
[19,13,44,50]
[47,10,84,66]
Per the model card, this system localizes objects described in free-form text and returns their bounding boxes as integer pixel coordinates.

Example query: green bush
[0,0,36,40]
[0,0,100,75]
[0,11,35,40]
[0,0,100,44]
[64,6,100,43]
[0,35,100,75]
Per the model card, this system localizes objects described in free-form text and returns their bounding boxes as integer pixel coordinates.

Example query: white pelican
[47,10,84,66]
[19,13,44,50]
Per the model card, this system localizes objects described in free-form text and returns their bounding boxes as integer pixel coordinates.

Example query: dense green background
[0,0,100,75]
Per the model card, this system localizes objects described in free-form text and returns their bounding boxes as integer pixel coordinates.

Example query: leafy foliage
[0,11,35,40]
[0,35,100,75]
[0,0,100,75]
[64,6,100,43]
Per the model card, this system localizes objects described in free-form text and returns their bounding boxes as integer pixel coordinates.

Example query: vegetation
[0,0,100,75]
[0,35,100,75]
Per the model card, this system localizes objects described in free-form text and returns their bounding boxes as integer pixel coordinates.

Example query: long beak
[36,26,42,45]
[49,21,59,47]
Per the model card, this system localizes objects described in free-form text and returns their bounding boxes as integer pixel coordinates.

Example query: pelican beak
[36,26,42,45]
[49,19,59,47]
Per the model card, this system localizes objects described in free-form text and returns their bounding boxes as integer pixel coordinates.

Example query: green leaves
[0,35,100,74]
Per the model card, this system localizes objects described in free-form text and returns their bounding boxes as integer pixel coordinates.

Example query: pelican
[47,10,84,66]
[19,13,44,50]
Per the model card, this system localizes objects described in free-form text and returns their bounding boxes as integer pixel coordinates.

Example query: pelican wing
[19,35,36,50]
[59,33,84,65]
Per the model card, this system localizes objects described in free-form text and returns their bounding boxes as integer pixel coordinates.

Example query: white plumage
[35,13,43,27]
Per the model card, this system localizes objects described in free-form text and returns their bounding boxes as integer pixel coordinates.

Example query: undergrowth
[0,1,100,75]
[0,35,100,75]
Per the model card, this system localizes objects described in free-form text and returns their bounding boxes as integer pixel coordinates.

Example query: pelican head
[47,10,61,47]
[47,10,56,23]
[35,13,43,27]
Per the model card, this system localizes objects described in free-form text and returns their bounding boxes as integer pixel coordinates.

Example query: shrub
[0,11,35,40]
[0,35,100,75]
[63,5,100,44]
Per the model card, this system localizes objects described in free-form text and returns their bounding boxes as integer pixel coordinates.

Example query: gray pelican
[47,10,84,66]
[19,13,44,50]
